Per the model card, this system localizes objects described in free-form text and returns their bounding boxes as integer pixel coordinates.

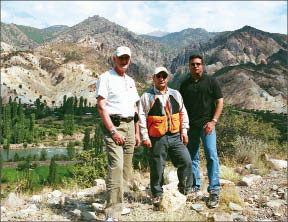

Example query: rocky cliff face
[48,15,176,80]
[215,62,287,113]
[169,26,287,113]
[1,42,108,106]
[170,26,287,75]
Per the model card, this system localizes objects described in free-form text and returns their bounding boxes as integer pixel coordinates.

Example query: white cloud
[1,1,286,34]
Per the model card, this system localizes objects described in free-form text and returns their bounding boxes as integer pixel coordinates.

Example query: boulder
[208,212,233,222]
[93,179,106,191]
[191,204,204,212]
[29,195,42,203]
[268,159,287,171]
[51,190,62,198]
[266,200,286,208]
[165,170,178,184]
[229,202,243,211]
[220,179,235,186]
[81,211,97,220]
[160,183,187,212]
[3,193,25,209]
[238,174,262,186]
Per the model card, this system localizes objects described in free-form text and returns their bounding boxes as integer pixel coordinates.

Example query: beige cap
[115,46,131,57]
[154,66,169,75]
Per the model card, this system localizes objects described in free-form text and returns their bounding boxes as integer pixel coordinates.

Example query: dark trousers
[149,132,193,197]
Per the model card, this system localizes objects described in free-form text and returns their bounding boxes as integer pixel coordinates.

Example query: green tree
[13,153,20,162]
[93,123,104,155]
[83,128,91,150]
[18,103,25,128]
[39,149,47,161]
[48,156,57,185]
[3,138,10,160]
[79,96,84,115]
[3,104,11,140]
[63,114,74,136]
[67,141,75,160]
[29,113,35,138]
[11,101,18,124]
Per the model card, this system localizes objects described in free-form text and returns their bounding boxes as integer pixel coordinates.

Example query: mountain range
[1,16,287,113]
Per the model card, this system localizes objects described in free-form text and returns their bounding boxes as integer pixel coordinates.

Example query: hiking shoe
[121,207,131,215]
[207,193,219,208]
[153,196,162,208]
[191,187,202,195]
[106,216,118,222]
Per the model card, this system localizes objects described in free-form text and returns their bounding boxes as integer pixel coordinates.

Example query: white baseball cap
[154,66,169,76]
[115,46,131,57]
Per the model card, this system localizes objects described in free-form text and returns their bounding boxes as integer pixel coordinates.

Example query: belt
[165,131,178,136]
[119,116,134,123]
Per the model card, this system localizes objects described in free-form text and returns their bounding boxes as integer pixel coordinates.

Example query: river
[0,147,80,161]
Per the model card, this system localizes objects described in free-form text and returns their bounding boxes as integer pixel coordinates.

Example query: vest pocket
[170,113,180,133]
[147,116,167,137]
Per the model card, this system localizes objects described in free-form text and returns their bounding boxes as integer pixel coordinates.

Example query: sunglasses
[190,63,202,67]
[155,73,168,79]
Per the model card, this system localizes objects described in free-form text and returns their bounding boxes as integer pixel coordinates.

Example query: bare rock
[51,190,62,198]
[208,211,233,222]
[160,183,187,212]
[220,179,235,186]
[265,199,286,208]
[92,203,104,211]
[29,195,42,203]
[164,170,178,184]
[93,179,106,191]
[191,204,204,212]
[229,202,243,211]
[238,174,262,186]
[268,159,287,171]
[81,211,97,220]
[3,193,25,209]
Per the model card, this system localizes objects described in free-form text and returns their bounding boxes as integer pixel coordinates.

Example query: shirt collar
[189,73,205,83]
[153,86,168,95]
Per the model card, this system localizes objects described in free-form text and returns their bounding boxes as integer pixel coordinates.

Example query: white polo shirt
[96,69,140,117]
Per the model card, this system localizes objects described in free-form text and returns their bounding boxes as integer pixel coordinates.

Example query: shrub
[216,106,283,159]
[71,149,107,187]
[133,147,150,171]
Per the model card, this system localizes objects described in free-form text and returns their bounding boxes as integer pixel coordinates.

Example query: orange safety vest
[147,88,182,137]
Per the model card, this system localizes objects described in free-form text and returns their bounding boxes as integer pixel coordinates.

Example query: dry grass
[219,186,244,213]
[220,165,241,184]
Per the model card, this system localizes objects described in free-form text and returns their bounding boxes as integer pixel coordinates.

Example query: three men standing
[96,46,140,221]
[97,47,223,220]
[180,55,223,208]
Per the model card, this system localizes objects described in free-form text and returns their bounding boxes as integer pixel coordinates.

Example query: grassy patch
[219,186,244,213]
[220,165,241,184]
[1,165,74,196]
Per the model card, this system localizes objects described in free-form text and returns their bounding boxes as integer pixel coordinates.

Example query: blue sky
[1,1,287,34]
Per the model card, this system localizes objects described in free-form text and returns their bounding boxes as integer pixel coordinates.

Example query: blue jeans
[187,127,220,194]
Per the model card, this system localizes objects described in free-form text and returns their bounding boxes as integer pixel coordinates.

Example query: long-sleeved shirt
[138,86,189,141]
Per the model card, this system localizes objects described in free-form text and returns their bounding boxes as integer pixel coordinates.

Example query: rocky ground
[1,157,287,221]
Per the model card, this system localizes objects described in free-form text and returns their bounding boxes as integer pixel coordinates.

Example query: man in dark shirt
[179,54,224,208]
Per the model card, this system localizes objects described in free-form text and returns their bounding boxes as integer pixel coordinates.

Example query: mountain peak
[144,30,170,37]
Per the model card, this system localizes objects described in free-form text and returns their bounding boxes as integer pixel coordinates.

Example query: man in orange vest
[138,66,193,209]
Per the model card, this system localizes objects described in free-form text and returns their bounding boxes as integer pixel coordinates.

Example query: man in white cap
[96,46,140,221]
[138,66,193,209]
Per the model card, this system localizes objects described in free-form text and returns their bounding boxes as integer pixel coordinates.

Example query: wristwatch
[111,129,116,135]
[212,118,218,123]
